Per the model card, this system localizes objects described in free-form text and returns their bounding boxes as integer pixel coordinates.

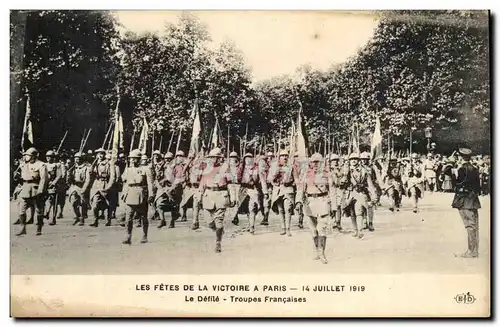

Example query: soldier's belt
[241,183,256,189]
[206,186,227,191]
[307,192,328,198]
[23,180,39,184]
[128,183,146,187]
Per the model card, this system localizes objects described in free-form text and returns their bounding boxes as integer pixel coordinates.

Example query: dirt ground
[10,192,490,275]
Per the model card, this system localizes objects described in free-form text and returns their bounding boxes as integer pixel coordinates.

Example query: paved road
[10,193,490,275]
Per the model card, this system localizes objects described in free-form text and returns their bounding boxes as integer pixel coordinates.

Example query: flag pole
[167,130,175,153]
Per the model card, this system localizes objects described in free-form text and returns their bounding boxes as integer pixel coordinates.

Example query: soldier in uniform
[341,152,374,238]
[328,153,344,231]
[227,151,241,225]
[268,150,297,236]
[121,149,154,244]
[150,150,165,221]
[452,148,481,258]
[383,157,404,212]
[173,150,189,222]
[89,148,116,227]
[259,151,274,226]
[67,152,92,225]
[423,153,437,192]
[297,153,331,264]
[44,150,63,225]
[293,153,306,229]
[238,153,268,234]
[359,152,378,231]
[106,152,121,222]
[183,153,204,230]
[199,148,236,253]
[54,152,68,219]
[15,147,48,236]
[140,154,149,167]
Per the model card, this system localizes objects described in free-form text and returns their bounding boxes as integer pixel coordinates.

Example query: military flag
[138,117,149,154]
[371,115,382,160]
[21,94,34,151]
[189,98,202,155]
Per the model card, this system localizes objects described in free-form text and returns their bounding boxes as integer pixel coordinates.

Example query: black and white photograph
[9,9,491,317]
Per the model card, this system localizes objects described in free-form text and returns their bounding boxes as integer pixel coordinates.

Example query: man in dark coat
[451,148,481,258]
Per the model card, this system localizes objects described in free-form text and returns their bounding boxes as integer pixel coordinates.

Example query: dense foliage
[10,10,490,159]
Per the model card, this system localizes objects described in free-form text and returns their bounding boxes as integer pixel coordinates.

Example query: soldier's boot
[157,211,167,229]
[72,203,81,225]
[122,220,133,245]
[351,216,363,238]
[16,214,27,236]
[260,212,269,226]
[168,214,175,228]
[248,212,256,234]
[13,219,20,225]
[190,206,200,230]
[105,208,112,226]
[367,208,375,232]
[285,212,292,237]
[459,229,478,258]
[335,209,342,231]
[140,218,148,243]
[361,216,368,230]
[279,213,286,235]
[319,236,328,264]
[215,227,223,253]
[57,205,64,219]
[312,235,320,260]
[90,208,99,227]
[35,215,44,236]
[232,211,239,226]
[79,206,87,226]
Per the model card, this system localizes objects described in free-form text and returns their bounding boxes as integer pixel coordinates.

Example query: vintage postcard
[9,10,490,317]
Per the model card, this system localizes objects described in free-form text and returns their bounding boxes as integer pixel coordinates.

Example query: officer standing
[121,149,154,244]
[15,147,48,236]
[199,148,235,253]
[239,153,268,234]
[67,152,92,225]
[452,148,481,258]
[297,153,331,264]
[268,150,297,236]
[89,148,116,227]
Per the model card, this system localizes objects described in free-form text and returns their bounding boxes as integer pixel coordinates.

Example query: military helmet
[153,150,162,156]
[329,154,339,161]
[348,152,360,160]
[24,147,38,156]
[141,154,148,160]
[411,153,418,159]
[310,153,323,162]
[360,152,370,160]
[229,151,239,158]
[164,152,174,159]
[46,150,55,157]
[118,153,125,158]
[279,150,289,157]
[129,149,142,158]
[208,147,223,158]
[74,152,83,158]
[175,150,185,157]
[243,153,253,158]
[459,148,472,157]
[87,150,93,155]
[266,151,274,157]
[95,148,106,154]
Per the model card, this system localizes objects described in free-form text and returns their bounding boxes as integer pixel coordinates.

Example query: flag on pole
[21,94,34,151]
[189,98,202,155]
[118,112,124,150]
[295,101,309,158]
[111,95,121,158]
[370,115,382,160]
[211,115,219,150]
[138,117,149,154]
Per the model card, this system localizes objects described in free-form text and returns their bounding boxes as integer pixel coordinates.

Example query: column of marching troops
[12,143,490,262]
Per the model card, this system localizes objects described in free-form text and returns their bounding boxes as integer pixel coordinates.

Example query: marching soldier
[341,152,374,238]
[184,153,204,230]
[259,151,274,226]
[452,148,481,258]
[173,150,189,222]
[44,150,63,225]
[227,151,241,225]
[297,153,331,264]
[293,153,306,229]
[156,150,185,229]
[67,152,92,225]
[239,153,268,234]
[328,153,344,231]
[268,150,297,236]
[150,150,165,221]
[106,152,121,222]
[89,148,116,227]
[383,157,404,212]
[121,149,154,244]
[360,152,378,231]
[199,148,236,253]
[15,147,48,236]
[55,152,68,219]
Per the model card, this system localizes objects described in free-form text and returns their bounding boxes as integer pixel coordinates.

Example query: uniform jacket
[18,160,48,199]
[199,162,232,210]
[90,160,116,198]
[301,165,331,217]
[121,165,154,205]
[68,163,92,195]
[452,162,481,210]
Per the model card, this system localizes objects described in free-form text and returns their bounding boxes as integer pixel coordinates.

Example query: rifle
[56,131,68,154]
